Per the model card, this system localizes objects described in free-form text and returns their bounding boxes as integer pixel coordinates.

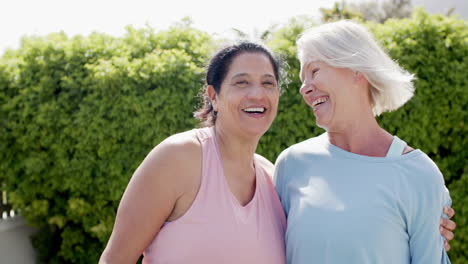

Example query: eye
[311,68,319,77]
[235,80,249,86]
[262,81,276,87]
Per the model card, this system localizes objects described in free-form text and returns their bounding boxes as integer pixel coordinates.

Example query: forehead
[226,52,275,77]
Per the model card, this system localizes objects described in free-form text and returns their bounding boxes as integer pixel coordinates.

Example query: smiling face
[299,61,369,131]
[209,52,280,138]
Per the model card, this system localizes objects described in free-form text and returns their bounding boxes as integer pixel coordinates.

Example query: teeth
[312,97,328,107]
[243,107,265,113]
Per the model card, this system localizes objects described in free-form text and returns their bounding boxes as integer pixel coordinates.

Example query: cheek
[270,90,280,107]
[222,91,240,106]
[315,75,328,90]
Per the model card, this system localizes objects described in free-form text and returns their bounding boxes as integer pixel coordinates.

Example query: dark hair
[194,41,283,126]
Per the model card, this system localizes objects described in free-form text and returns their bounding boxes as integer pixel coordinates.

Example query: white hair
[296,20,415,116]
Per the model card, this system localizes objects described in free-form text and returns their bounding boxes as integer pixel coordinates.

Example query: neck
[214,125,258,169]
[327,114,393,157]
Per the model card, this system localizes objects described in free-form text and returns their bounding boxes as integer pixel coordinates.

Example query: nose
[299,82,314,96]
[247,84,265,98]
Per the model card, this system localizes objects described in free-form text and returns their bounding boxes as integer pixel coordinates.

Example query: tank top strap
[194,126,213,142]
[193,126,225,199]
[386,136,407,158]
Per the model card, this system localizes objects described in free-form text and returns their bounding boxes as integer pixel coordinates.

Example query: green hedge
[1,10,466,263]
[0,25,214,263]
[264,10,467,263]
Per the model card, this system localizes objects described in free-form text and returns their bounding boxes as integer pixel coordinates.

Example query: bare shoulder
[157,129,201,153]
[135,129,202,191]
[254,153,275,178]
[125,129,203,218]
[147,130,201,168]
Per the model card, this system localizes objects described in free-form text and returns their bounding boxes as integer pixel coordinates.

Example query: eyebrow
[263,74,276,79]
[231,73,276,79]
[231,73,249,79]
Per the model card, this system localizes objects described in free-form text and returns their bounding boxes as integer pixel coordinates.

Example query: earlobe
[206,85,218,111]
[354,71,367,85]
[353,71,360,79]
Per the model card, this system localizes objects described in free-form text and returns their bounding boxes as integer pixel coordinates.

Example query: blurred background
[1,0,467,263]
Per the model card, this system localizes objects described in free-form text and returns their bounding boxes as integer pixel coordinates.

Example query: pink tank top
[143,127,286,264]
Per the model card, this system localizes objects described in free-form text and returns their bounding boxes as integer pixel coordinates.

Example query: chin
[314,116,331,131]
[243,124,271,138]
[247,127,270,136]
[315,123,328,130]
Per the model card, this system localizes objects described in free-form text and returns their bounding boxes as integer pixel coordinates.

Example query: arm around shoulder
[99,133,201,264]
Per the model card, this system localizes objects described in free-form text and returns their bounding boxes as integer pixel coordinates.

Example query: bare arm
[99,133,201,264]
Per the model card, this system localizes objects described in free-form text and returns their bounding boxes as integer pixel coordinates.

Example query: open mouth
[242,107,266,114]
[312,96,329,110]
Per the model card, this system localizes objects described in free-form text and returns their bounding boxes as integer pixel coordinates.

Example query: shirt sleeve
[404,158,452,264]
[274,150,291,218]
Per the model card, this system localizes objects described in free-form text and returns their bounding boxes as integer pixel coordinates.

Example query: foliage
[321,0,413,23]
[320,1,363,22]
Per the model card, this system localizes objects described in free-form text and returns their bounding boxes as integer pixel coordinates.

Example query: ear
[353,71,369,86]
[353,72,372,102]
[206,85,218,111]
[353,71,365,81]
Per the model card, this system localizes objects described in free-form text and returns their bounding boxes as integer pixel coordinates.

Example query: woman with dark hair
[99,42,287,264]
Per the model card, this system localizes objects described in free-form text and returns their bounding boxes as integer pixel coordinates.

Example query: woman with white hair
[275,20,452,263]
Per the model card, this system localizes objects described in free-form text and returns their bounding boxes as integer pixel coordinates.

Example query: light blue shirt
[274,134,451,264]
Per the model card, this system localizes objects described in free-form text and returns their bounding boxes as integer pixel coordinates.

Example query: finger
[444,207,455,219]
[440,226,455,241]
[444,240,451,252]
[441,218,457,231]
